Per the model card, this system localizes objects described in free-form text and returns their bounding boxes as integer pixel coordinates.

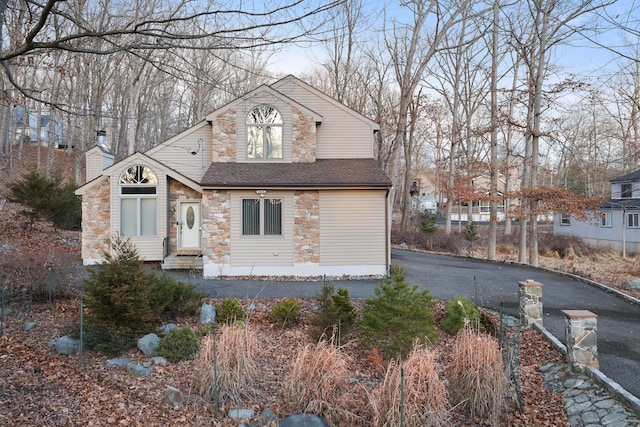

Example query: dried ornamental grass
[448,327,507,426]
[368,342,449,427]
[195,324,259,405]
[284,338,355,424]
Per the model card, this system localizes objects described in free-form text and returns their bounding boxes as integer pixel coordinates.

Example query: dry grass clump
[195,324,259,405]
[368,342,449,427]
[617,255,640,277]
[284,337,355,424]
[448,327,507,426]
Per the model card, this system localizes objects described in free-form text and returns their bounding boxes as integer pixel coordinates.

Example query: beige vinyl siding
[319,190,386,265]
[110,162,168,261]
[234,94,294,162]
[146,122,210,182]
[85,147,113,183]
[274,80,374,159]
[230,191,294,266]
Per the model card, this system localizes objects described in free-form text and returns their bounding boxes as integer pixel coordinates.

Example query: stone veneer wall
[210,108,236,162]
[293,191,320,264]
[81,178,111,261]
[291,107,316,163]
[168,179,202,253]
[201,190,231,265]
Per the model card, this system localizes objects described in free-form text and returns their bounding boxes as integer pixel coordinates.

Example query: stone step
[161,254,203,270]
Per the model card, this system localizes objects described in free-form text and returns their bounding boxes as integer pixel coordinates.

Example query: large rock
[106,357,133,368]
[199,303,216,324]
[228,409,254,421]
[48,336,82,355]
[164,386,184,407]
[621,279,640,291]
[278,414,329,427]
[126,363,152,377]
[137,333,160,357]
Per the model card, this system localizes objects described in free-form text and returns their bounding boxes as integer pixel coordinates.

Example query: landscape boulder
[137,333,160,356]
[48,335,81,355]
[126,363,152,377]
[199,303,216,324]
[621,279,640,291]
[278,414,329,427]
[164,386,184,407]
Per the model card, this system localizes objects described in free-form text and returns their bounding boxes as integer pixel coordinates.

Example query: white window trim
[600,212,612,228]
[627,211,640,229]
[119,165,158,237]
[246,105,284,160]
[241,197,284,237]
[560,213,571,226]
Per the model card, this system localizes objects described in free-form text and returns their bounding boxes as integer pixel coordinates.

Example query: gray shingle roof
[200,159,392,188]
[610,169,640,182]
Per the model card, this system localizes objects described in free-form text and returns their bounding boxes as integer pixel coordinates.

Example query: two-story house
[554,169,640,254]
[75,76,392,279]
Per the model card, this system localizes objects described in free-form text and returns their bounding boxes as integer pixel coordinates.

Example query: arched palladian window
[119,165,157,236]
[246,105,283,159]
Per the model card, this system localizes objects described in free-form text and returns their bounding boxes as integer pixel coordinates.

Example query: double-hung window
[246,105,283,159]
[621,183,633,198]
[242,198,282,236]
[627,211,640,228]
[600,212,612,228]
[560,212,571,226]
[120,165,157,236]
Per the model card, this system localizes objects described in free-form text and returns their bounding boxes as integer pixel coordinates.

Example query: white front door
[179,202,200,250]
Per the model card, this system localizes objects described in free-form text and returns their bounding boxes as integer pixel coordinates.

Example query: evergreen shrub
[271,298,301,327]
[359,265,437,359]
[215,298,246,324]
[440,296,482,335]
[158,327,199,362]
[309,283,356,344]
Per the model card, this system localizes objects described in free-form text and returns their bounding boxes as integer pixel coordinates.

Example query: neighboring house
[410,171,521,222]
[75,76,392,279]
[9,104,67,148]
[451,174,520,222]
[554,169,640,254]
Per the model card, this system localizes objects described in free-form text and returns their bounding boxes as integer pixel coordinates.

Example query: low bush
[79,324,138,357]
[270,298,301,327]
[368,341,449,426]
[215,298,246,325]
[285,338,354,424]
[448,327,507,426]
[158,327,199,362]
[537,233,596,258]
[152,274,205,320]
[197,324,258,404]
[440,296,482,335]
[0,251,79,303]
[359,265,437,360]
[309,284,357,344]
[83,235,208,355]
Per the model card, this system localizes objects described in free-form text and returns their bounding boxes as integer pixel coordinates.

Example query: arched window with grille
[119,165,157,236]
[246,105,283,159]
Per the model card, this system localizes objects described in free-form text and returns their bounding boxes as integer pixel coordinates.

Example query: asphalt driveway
[185,249,640,399]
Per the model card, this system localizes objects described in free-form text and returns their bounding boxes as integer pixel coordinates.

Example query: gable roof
[204,84,322,123]
[201,159,391,189]
[610,169,640,183]
[76,151,203,195]
[271,75,380,131]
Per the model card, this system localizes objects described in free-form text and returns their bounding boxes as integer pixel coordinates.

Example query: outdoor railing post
[518,280,544,328]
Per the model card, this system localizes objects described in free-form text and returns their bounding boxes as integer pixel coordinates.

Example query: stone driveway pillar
[518,280,544,328]
[561,310,599,371]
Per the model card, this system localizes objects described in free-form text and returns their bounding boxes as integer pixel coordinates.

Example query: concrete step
[161,254,203,270]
